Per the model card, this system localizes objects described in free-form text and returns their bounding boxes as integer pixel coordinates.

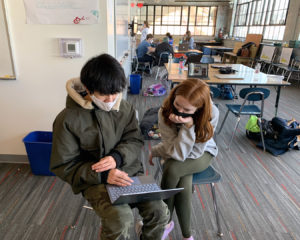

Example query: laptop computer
[178,43,189,51]
[106,175,184,205]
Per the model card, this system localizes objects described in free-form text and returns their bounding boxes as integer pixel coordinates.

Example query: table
[164,63,290,116]
[202,45,233,57]
[194,41,222,50]
[174,49,203,54]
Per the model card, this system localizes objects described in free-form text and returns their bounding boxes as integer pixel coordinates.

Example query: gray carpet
[0,67,299,240]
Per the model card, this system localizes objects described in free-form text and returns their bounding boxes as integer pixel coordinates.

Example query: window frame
[233,0,290,40]
[136,5,218,37]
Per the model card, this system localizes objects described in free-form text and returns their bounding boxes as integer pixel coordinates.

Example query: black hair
[80,54,126,95]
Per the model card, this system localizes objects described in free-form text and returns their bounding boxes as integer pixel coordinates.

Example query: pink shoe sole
[161,221,174,240]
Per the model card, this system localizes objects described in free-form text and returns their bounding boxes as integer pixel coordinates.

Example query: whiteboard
[0,0,16,79]
[115,0,129,61]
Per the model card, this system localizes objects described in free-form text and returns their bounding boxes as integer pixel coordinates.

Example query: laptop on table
[106,175,183,205]
[178,43,189,51]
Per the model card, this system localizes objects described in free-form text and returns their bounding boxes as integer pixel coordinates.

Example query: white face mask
[91,94,118,112]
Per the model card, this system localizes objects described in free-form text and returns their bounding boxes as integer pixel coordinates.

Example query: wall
[0,0,113,159]
[283,0,300,41]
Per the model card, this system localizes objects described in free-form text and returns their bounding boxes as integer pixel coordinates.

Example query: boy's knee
[140,200,170,224]
[101,207,134,239]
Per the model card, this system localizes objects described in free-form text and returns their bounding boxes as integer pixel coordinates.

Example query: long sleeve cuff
[108,150,123,168]
[100,170,109,183]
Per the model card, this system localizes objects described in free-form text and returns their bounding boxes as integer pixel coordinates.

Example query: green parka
[50,78,144,194]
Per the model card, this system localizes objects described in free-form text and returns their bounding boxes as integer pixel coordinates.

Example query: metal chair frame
[134,49,152,75]
[217,89,269,151]
[276,56,300,84]
[155,51,171,81]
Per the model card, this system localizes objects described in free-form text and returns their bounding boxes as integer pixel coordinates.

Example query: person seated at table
[166,32,174,46]
[182,31,194,50]
[153,37,174,66]
[136,33,156,65]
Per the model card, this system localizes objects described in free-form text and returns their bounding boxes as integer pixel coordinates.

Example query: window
[136,5,217,36]
[233,0,290,40]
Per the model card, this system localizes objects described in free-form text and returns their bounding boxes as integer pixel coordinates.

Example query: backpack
[245,116,276,141]
[143,83,166,97]
[257,117,300,156]
[139,107,161,140]
[218,85,234,100]
[245,116,261,141]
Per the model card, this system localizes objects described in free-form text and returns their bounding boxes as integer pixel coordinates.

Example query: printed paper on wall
[23,0,99,24]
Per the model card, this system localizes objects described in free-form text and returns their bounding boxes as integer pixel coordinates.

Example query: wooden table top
[164,63,290,86]
[203,46,234,51]
[174,49,203,54]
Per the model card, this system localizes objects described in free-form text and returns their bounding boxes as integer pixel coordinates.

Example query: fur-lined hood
[65,78,122,111]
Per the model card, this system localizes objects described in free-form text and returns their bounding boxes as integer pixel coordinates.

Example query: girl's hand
[169,114,193,127]
[149,152,154,166]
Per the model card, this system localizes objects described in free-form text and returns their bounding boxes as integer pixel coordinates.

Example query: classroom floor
[0,67,299,240]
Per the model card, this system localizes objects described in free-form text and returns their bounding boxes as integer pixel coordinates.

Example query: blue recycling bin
[130,74,141,94]
[23,131,55,176]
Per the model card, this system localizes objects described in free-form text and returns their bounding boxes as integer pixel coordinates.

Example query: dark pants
[138,54,153,65]
[83,184,169,240]
[161,152,213,238]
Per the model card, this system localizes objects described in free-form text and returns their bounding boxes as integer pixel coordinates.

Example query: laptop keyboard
[108,178,161,202]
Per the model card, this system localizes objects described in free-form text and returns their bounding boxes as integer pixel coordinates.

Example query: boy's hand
[107,169,133,186]
[92,156,116,172]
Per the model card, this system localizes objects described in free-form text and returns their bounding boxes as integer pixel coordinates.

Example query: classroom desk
[174,49,203,54]
[202,46,233,57]
[165,63,290,116]
[194,41,222,50]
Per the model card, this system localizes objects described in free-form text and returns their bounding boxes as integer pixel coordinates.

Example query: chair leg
[258,117,266,152]
[227,116,240,149]
[211,183,223,237]
[286,71,292,82]
[155,67,160,81]
[217,109,230,135]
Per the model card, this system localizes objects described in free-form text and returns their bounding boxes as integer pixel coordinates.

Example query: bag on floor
[218,85,234,100]
[139,107,161,140]
[245,116,261,141]
[143,83,166,97]
[257,117,300,156]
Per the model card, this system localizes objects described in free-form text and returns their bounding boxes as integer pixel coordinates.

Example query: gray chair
[276,56,300,84]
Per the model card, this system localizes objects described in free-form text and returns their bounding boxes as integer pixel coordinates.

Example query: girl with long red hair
[150,79,219,240]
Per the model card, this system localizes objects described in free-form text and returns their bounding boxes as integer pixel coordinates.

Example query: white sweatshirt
[151,104,219,161]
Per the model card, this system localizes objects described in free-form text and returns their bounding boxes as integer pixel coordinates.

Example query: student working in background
[136,33,156,65]
[153,37,174,66]
[140,21,150,42]
[182,31,194,49]
[166,32,174,46]
[149,79,219,240]
[50,54,173,240]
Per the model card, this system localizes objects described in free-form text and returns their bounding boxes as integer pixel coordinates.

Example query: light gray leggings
[161,152,213,238]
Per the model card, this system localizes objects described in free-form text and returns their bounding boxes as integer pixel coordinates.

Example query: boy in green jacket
[50,54,171,240]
